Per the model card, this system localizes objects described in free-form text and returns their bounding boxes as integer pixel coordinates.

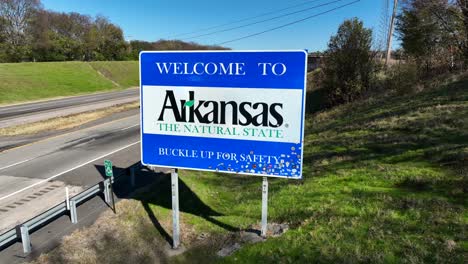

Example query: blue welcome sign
[140,50,307,179]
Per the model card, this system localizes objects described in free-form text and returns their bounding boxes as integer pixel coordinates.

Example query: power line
[217,0,360,45]
[185,0,347,41]
[168,0,327,39]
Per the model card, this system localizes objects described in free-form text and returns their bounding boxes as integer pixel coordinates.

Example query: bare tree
[0,0,40,45]
[457,0,468,64]
[0,0,40,61]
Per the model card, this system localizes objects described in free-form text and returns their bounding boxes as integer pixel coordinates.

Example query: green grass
[0,61,138,105]
[164,78,467,263]
[33,77,468,263]
[88,61,139,88]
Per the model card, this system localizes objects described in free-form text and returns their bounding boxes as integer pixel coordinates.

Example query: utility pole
[385,0,398,67]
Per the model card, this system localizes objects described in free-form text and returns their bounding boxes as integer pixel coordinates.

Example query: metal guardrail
[0,229,16,250]
[0,163,140,253]
[0,180,107,252]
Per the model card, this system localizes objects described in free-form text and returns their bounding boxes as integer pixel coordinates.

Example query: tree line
[314,0,468,108]
[0,0,226,63]
[397,0,468,74]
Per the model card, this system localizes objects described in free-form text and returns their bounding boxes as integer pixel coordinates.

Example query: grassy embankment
[33,77,467,263]
[0,61,138,105]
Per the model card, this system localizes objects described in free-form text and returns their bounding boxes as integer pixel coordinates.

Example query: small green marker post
[104,160,116,213]
[104,160,113,178]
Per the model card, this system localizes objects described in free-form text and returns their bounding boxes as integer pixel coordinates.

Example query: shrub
[323,18,375,107]
[306,68,325,91]
[386,63,420,95]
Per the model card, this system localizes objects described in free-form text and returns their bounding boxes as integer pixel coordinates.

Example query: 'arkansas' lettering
[157,90,283,127]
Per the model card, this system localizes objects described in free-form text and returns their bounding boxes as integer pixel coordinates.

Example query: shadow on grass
[93,164,239,241]
[142,201,173,245]
[140,175,238,233]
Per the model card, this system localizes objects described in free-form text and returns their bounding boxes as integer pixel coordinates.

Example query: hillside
[0,61,138,105]
[32,77,467,263]
[88,61,139,88]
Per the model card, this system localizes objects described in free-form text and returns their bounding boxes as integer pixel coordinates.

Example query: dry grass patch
[0,101,139,136]
[30,200,169,264]
[29,196,216,264]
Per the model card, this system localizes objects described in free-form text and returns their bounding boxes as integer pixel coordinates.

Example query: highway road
[0,113,141,234]
[0,89,164,262]
[0,88,139,128]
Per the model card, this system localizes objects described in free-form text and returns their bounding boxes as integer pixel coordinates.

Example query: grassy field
[32,77,467,263]
[0,61,138,105]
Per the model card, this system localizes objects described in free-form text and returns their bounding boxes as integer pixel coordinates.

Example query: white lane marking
[0,141,140,202]
[0,118,138,169]
[120,124,139,131]
[0,158,35,171]
[1,113,138,156]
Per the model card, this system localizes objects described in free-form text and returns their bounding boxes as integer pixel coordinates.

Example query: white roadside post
[65,187,70,210]
[70,200,78,224]
[19,225,31,254]
[103,179,110,204]
[261,177,269,237]
[171,169,180,249]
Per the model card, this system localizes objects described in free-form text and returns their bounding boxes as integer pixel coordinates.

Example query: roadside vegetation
[0,61,138,105]
[0,101,139,136]
[88,61,139,88]
[30,73,468,264]
[7,0,468,263]
[0,0,227,63]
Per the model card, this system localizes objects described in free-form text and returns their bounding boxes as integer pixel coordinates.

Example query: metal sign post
[139,50,307,247]
[261,177,268,237]
[171,169,180,249]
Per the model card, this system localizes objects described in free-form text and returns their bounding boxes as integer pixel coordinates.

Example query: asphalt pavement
[0,161,165,264]
[0,88,139,128]
[0,110,161,263]
[0,114,141,234]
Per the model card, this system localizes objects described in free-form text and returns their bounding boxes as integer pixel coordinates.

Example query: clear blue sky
[41,0,391,51]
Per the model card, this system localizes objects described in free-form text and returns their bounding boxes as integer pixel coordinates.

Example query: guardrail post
[104,179,111,204]
[70,200,78,224]
[130,166,135,187]
[65,187,70,210]
[20,225,31,254]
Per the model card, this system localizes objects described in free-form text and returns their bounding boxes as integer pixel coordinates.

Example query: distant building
[307,53,325,72]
